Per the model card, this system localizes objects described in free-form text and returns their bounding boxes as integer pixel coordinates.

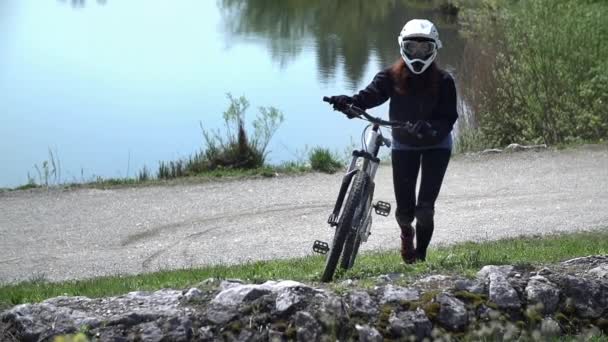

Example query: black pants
[392,148,451,259]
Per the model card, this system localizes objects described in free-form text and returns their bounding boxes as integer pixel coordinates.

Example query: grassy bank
[1,229,606,311]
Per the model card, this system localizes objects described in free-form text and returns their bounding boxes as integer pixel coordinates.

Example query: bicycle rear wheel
[321,170,367,282]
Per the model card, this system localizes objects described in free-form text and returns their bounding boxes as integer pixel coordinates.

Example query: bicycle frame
[327,123,387,241]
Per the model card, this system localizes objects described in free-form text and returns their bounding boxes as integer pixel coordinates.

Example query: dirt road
[1,145,607,283]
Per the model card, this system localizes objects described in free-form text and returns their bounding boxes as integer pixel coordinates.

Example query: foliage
[137,166,151,182]
[454,127,488,153]
[156,94,284,180]
[309,147,343,174]
[31,148,62,188]
[458,0,608,146]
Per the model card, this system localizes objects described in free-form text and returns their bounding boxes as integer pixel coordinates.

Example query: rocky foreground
[2,256,607,341]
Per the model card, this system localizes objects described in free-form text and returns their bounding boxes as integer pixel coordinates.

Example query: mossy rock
[285,324,297,339]
[454,290,488,309]
[423,302,441,321]
[524,307,543,325]
[228,321,243,333]
[595,318,608,333]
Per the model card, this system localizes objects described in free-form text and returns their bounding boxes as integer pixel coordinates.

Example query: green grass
[1,229,606,310]
[309,147,343,174]
[9,163,311,192]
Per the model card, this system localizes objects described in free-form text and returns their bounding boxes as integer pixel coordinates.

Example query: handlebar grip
[323,96,331,103]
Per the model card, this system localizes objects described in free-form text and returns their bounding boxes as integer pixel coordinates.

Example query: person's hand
[412,120,433,137]
[328,95,354,112]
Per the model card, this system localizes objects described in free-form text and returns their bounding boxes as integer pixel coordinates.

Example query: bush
[309,147,343,173]
[454,128,488,154]
[156,94,284,180]
[458,0,608,146]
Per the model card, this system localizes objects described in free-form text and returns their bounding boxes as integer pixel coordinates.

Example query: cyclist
[328,19,458,264]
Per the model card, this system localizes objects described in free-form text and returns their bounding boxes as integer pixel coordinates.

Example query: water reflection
[58,0,106,8]
[219,0,464,89]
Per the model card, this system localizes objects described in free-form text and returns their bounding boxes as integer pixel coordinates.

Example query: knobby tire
[340,176,372,270]
[321,171,367,282]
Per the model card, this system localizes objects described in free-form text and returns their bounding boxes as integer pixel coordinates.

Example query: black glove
[394,120,438,146]
[328,95,354,112]
[412,120,434,138]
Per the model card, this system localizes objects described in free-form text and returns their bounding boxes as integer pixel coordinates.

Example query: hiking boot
[400,224,416,264]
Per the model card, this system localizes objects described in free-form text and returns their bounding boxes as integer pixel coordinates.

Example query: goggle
[401,40,437,59]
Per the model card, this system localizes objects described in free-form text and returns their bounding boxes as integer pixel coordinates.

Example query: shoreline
[3,142,606,194]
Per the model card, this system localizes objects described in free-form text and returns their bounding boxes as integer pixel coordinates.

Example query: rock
[477,265,514,281]
[376,273,402,284]
[198,326,215,341]
[380,285,420,304]
[168,316,193,341]
[479,268,521,310]
[525,275,560,314]
[436,293,469,331]
[376,274,391,283]
[454,279,485,294]
[588,265,608,279]
[1,303,83,342]
[319,293,347,319]
[211,284,271,307]
[388,308,432,340]
[211,281,312,307]
[275,286,312,315]
[266,280,311,292]
[560,275,607,319]
[348,291,378,317]
[540,317,561,337]
[138,322,163,342]
[268,329,286,342]
[561,255,608,267]
[237,329,254,341]
[1,290,183,342]
[505,143,547,152]
[355,324,383,342]
[3,261,608,341]
[205,305,239,325]
[414,275,456,290]
[197,278,219,289]
[294,311,321,342]
[340,279,355,287]
[181,288,204,303]
[482,148,503,154]
[219,279,244,291]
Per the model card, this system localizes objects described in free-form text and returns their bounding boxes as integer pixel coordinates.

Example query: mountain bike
[313,97,436,282]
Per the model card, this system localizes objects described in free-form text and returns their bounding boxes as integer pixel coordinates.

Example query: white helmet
[397,19,442,75]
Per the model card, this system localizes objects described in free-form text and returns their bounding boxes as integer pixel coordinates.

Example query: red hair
[390,59,440,98]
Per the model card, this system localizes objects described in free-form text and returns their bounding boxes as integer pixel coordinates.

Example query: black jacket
[352,68,458,146]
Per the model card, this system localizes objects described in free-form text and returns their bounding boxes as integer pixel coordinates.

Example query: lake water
[0,0,464,187]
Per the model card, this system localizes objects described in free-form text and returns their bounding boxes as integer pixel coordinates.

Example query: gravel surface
[1,145,607,283]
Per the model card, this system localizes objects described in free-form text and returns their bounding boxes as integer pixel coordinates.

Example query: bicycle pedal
[312,240,330,255]
[374,201,391,216]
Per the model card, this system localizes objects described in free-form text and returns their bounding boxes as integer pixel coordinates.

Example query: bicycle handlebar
[322,96,437,138]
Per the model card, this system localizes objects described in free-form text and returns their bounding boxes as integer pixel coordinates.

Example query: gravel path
[1,145,607,283]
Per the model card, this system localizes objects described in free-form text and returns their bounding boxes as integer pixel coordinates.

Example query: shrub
[309,147,343,174]
[458,0,608,146]
[155,94,284,180]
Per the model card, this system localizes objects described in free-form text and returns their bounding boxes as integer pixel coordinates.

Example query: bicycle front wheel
[321,171,368,282]
[340,176,372,270]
